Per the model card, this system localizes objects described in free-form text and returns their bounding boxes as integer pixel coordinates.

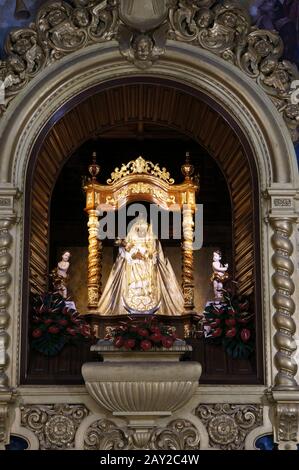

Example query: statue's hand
[132,251,144,260]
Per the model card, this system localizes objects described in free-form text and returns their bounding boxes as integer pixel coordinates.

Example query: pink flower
[240,328,251,342]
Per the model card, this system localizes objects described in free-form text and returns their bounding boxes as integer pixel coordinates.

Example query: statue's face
[136,38,151,61]
[213,252,221,262]
[73,8,89,27]
[62,252,70,261]
[137,226,147,237]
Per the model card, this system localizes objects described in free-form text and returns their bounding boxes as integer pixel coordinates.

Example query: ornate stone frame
[0,38,298,448]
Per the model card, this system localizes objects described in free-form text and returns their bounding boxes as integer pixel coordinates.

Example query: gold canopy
[84,154,199,314]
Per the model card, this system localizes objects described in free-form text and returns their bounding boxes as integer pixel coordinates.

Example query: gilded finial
[88,151,100,181]
[181,151,194,180]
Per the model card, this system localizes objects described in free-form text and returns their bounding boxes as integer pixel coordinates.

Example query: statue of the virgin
[97,218,184,316]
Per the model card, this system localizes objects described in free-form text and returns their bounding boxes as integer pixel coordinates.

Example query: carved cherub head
[12,36,32,56]
[133,34,153,62]
[260,59,277,75]
[254,38,273,58]
[196,8,213,28]
[48,9,67,28]
[72,8,90,28]
[220,11,237,29]
[8,55,25,74]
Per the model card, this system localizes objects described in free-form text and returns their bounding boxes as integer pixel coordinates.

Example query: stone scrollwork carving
[84,418,200,450]
[168,0,299,141]
[21,404,89,450]
[36,1,90,57]
[149,419,200,450]
[84,419,131,450]
[196,404,263,450]
[0,0,298,141]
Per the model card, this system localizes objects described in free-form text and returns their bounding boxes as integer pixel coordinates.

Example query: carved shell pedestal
[82,340,202,449]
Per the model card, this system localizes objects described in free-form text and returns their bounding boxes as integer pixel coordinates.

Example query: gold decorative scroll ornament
[107,156,174,185]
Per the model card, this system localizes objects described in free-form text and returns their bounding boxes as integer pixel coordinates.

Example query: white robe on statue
[97,220,184,316]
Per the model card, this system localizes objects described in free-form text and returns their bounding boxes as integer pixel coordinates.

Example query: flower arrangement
[109,317,178,351]
[204,290,254,359]
[30,292,92,356]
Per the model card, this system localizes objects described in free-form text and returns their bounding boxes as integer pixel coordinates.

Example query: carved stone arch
[0,1,298,451]
[0,43,297,188]
[0,40,297,394]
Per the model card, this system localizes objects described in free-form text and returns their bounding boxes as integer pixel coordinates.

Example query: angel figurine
[51,251,71,299]
[211,250,229,301]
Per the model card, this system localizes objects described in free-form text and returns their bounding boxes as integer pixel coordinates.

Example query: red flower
[44,319,53,325]
[212,328,222,337]
[137,328,149,337]
[32,328,43,338]
[124,339,136,350]
[150,333,162,343]
[225,318,236,327]
[227,307,235,315]
[114,336,124,348]
[48,326,60,334]
[225,328,237,338]
[58,319,68,326]
[240,328,251,342]
[140,340,152,351]
[162,337,174,349]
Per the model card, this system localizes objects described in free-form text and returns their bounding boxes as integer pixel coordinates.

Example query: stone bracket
[271,390,299,450]
[0,390,16,449]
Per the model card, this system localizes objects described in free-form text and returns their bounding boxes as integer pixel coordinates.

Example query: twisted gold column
[271,218,298,390]
[182,205,195,311]
[87,210,101,310]
[0,218,14,390]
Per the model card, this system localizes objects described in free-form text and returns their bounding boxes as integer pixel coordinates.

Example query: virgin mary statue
[97,218,184,316]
